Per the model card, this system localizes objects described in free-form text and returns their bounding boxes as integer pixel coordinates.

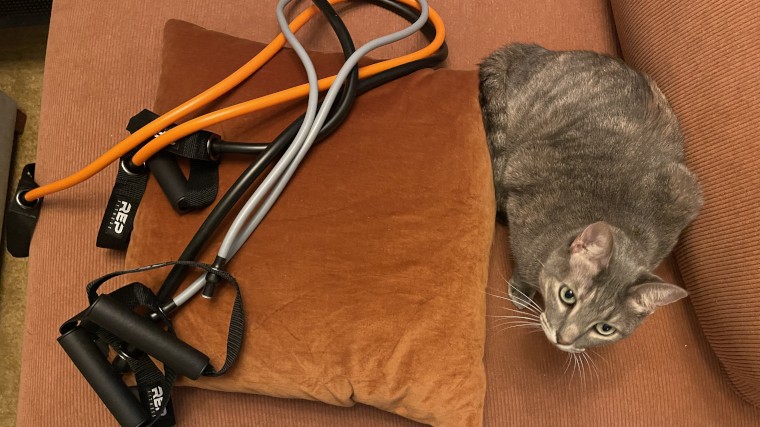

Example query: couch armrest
[610,0,760,406]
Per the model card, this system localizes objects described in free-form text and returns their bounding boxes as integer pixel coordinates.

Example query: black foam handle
[147,152,189,213]
[58,327,150,427]
[86,294,210,379]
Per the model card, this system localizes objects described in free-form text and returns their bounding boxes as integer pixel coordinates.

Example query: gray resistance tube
[172,0,429,307]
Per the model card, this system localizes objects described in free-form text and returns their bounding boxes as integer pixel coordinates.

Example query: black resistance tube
[157,0,448,303]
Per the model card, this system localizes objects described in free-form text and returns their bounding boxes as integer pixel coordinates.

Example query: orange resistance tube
[25,0,444,202]
[133,0,444,165]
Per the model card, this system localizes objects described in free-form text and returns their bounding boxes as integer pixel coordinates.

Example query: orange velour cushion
[124,20,494,427]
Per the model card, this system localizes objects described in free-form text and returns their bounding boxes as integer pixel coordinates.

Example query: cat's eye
[595,323,616,336]
[558,285,576,305]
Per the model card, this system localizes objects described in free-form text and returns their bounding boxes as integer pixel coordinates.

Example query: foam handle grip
[86,294,210,379]
[147,152,188,213]
[58,327,150,427]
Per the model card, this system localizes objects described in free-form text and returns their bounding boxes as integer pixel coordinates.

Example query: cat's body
[479,44,702,352]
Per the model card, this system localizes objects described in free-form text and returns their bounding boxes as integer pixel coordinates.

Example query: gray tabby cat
[478,44,703,353]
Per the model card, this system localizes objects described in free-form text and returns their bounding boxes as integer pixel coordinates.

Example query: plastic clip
[6,163,42,257]
[202,256,228,299]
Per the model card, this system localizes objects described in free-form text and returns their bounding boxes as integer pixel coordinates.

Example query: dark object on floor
[0,0,52,28]
[0,91,21,234]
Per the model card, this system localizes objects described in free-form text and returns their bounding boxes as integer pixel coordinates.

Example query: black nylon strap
[130,357,177,427]
[96,110,153,250]
[95,156,149,250]
[165,132,216,161]
[97,111,220,250]
[129,109,220,211]
[128,110,216,162]
[182,159,219,210]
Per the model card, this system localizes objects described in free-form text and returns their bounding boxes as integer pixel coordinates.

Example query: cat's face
[537,221,687,353]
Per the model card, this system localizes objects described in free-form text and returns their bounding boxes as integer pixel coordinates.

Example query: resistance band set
[6,0,446,425]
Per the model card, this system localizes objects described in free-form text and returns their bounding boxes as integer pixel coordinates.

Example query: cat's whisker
[570,354,576,382]
[508,295,542,315]
[563,353,572,376]
[486,313,539,320]
[487,320,540,331]
[570,353,578,383]
[489,279,543,314]
[482,290,514,302]
[497,269,511,286]
[508,284,543,313]
[486,288,542,315]
[486,314,540,322]
[491,323,542,334]
[495,306,542,317]
[578,353,591,388]
[503,291,542,315]
[488,319,541,327]
[485,286,510,296]
[487,321,541,330]
[589,349,609,366]
[487,320,521,331]
[584,352,600,381]
[580,352,588,379]
[580,352,592,385]
[497,322,542,329]
[487,323,513,332]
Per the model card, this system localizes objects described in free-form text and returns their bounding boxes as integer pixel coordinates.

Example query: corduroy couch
[15,0,760,425]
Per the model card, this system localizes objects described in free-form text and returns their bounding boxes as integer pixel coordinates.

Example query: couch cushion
[124,20,493,427]
[610,0,760,406]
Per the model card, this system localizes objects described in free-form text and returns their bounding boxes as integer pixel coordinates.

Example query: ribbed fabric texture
[611,0,760,407]
[483,225,760,426]
[28,0,758,426]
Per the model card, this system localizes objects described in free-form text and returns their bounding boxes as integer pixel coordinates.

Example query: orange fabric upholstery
[611,0,760,406]
[22,0,758,426]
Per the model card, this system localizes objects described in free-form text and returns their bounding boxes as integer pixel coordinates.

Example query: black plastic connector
[120,157,148,176]
[6,163,43,257]
[202,256,227,299]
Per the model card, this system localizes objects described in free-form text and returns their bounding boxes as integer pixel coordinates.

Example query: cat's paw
[508,280,536,310]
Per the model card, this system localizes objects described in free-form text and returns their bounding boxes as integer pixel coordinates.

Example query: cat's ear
[627,279,688,314]
[570,221,613,274]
